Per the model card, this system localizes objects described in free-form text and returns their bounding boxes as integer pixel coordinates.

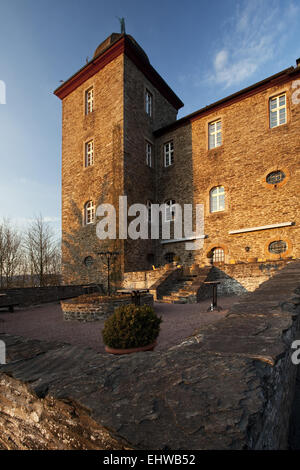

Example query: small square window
[269,94,286,128]
[85,87,94,115]
[208,120,222,149]
[145,89,153,116]
[164,141,174,167]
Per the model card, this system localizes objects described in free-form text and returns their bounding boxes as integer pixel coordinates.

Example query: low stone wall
[61,294,154,322]
[122,265,171,289]
[204,259,292,297]
[0,285,96,308]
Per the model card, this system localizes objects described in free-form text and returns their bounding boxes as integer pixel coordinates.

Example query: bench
[0,294,19,313]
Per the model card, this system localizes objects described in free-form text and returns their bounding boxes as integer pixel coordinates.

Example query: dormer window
[145,89,153,116]
[85,87,94,115]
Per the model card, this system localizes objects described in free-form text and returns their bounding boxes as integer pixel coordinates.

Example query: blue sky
[0,0,299,236]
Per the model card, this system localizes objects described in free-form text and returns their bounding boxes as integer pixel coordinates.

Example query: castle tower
[54,33,183,286]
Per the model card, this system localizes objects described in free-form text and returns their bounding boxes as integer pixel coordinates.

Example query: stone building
[54,33,300,287]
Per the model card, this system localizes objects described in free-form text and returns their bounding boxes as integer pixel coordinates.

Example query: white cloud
[208,0,299,88]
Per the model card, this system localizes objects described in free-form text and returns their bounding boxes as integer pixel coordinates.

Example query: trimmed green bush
[102,304,162,349]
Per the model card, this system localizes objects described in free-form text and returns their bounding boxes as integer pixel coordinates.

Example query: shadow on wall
[199,266,248,298]
[62,189,123,289]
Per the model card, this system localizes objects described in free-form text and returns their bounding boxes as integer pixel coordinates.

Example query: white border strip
[229,221,294,235]
[161,235,207,245]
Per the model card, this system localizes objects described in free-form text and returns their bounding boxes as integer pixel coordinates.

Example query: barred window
[212,247,225,263]
[209,120,222,149]
[269,94,286,128]
[85,140,94,167]
[84,256,94,267]
[85,87,94,114]
[268,240,287,254]
[266,170,285,185]
[84,201,95,225]
[146,141,152,167]
[210,186,225,213]
[164,141,174,167]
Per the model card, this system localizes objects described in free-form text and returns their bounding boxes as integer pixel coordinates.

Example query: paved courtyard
[0,296,237,353]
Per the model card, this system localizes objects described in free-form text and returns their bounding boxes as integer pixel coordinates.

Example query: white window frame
[165,199,176,222]
[164,141,174,167]
[84,200,95,225]
[269,93,286,128]
[145,89,153,117]
[210,186,225,213]
[208,120,222,149]
[85,140,94,167]
[212,247,225,263]
[85,87,94,115]
[146,141,152,167]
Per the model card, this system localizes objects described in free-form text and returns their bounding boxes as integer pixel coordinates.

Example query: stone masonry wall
[155,73,300,267]
[0,285,93,308]
[61,54,125,286]
[61,293,154,322]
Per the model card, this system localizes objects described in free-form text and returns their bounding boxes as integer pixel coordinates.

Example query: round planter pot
[105,340,157,355]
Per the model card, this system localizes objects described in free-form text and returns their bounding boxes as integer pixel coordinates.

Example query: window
[84,256,94,267]
[85,87,94,115]
[266,170,285,185]
[145,89,153,116]
[268,240,287,254]
[165,199,176,222]
[164,141,174,167]
[209,120,222,149]
[84,201,95,225]
[146,200,152,223]
[269,94,286,128]
[210,186,225,213]
[212,247,225,264]
[165,252,175,263]
[85,140,94,167]
[146,141,152,167]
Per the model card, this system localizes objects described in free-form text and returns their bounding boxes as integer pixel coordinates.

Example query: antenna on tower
[117,17,126,34]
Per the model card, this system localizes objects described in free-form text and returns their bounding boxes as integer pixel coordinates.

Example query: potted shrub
[102,304,162,355]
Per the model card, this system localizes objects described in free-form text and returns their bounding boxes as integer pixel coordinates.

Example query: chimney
[296,58,300,67]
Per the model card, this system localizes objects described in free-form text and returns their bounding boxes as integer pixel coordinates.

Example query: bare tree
[0,219,22,288]
[24,215,60,287]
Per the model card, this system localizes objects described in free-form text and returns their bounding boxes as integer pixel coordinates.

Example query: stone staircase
[157,266,212,304]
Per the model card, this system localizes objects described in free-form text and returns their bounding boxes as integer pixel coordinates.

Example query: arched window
[165,199,176,221]
[210,186,225,213]
[84,201,95,225]
[212,247,225,264]
[165,252,175,263]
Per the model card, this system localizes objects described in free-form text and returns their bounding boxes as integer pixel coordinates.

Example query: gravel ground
[0,297,237,353]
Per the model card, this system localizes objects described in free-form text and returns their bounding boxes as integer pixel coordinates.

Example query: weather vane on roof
[118,17,126,34]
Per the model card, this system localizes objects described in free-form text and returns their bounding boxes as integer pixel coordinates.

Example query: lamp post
[97,251,119,296]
